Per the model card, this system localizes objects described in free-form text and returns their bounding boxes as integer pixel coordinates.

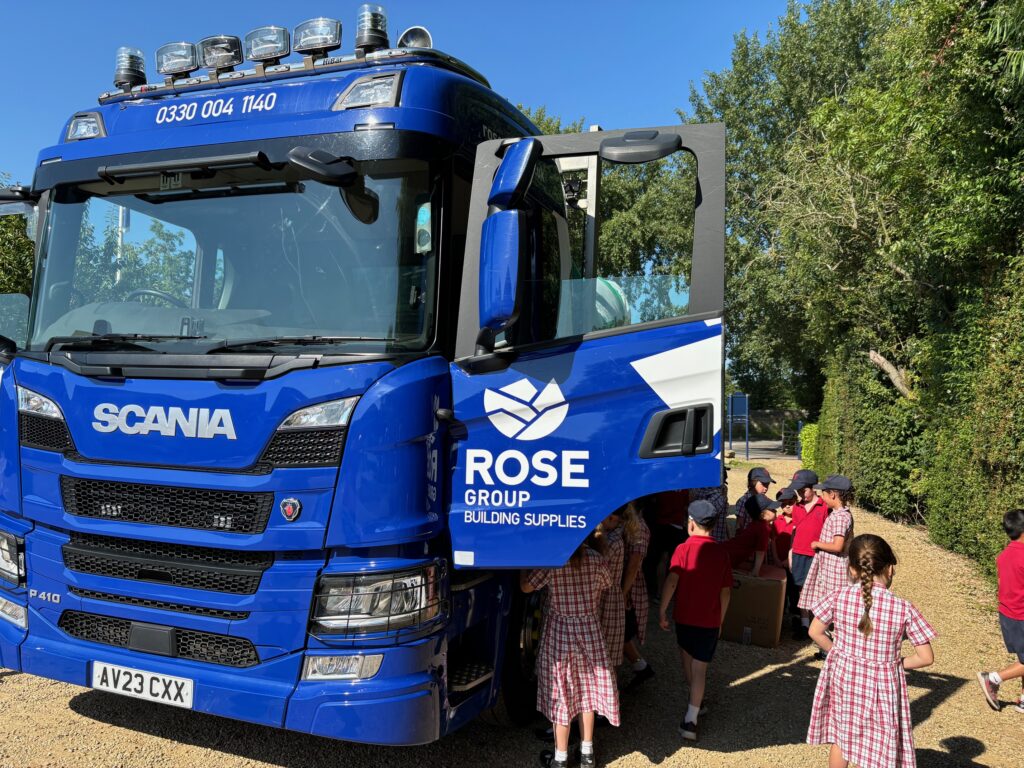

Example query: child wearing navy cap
[658,499,733,742]
[723,493,779,577]
[797,475,856,634]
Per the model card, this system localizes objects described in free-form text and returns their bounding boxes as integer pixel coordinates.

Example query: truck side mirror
[0,293,29,354]
[476,138,541,352]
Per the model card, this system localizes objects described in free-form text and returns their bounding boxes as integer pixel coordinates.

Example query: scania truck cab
[0,8,724,745]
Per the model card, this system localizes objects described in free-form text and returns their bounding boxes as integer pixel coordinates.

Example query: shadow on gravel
[916,736,988,767]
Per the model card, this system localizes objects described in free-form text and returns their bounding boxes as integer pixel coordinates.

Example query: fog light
[0,595,26,629]
[294,18,342,57]
[156,42,199,77]
[302,654,383,680]
[245,26,290,63]
[198,35,244,72]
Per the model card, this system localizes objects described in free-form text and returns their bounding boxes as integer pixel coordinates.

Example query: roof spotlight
[156,42,199,78]
[113,47,146,92]
[198,35,244,72]
[245,25,290,64]
[293,18,342,57]
[396,26,432,49]
[355,4,389,52]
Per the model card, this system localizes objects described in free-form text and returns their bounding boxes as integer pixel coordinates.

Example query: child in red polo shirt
[658,500,733,743]
[724,493,779,576]
[978,509,1024,713]
[773,486,799,620]
[788,469,829,639]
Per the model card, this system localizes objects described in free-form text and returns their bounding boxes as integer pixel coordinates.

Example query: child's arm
[808,618,833,652]
[750,550,765,577]
[520,571,536,593]
[658,572,679,630]
[812,535,846,554]
[622,550,643,600]
[719,586,731,626]
[902,643,934,671]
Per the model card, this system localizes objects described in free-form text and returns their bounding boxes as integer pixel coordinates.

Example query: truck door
[448,125,725,568]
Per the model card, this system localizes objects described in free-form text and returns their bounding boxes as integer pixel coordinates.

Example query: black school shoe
[625,664,655,690]
[679,719,698,741]
[580,751,597,767]
[539,750,568,768]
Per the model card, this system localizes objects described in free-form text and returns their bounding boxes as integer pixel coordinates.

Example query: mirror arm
[0,186,38,203]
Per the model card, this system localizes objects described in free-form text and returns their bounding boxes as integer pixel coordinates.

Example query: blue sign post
[727,392,750,461]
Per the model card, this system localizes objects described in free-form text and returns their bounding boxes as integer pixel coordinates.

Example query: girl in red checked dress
[599,510,626,668]
[798,475,855,619]
[621,503,654,686]
[522,538,620,768]
[807,533,936,768]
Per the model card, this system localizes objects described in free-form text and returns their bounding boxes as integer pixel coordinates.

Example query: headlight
[280,397,358,430]
[17,387,64,421]
[0,531,25,587]
[311,562,445,635]
[0,594,26,628]
[67,113,106,141]
[302,654,383,680]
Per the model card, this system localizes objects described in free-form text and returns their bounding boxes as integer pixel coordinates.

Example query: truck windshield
[28,158,438,353]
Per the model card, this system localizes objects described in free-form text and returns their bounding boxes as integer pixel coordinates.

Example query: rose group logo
[484,378,568,441]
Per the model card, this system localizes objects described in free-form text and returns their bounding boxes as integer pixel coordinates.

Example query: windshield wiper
[205,336,397,354]
[45,333,208,353]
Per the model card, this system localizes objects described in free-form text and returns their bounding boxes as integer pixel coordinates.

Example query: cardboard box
[721,563,786,648]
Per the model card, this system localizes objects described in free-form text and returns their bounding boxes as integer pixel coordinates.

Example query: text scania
[92,404,237,440]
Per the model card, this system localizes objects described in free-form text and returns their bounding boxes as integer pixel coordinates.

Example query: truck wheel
[494,589,543,726]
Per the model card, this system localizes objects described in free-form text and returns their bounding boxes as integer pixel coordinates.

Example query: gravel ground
[0,455,1018,767]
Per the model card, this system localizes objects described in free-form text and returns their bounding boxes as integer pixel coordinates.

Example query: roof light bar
[355,4,389,52]
[245,25,290,64]
[156,42,199,77]
[113,47,146,92]
[294,18,342,57]
[396,25,432,49]
[198,35,244,72]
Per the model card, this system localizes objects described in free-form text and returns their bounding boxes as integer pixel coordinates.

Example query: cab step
[449,661,493,692]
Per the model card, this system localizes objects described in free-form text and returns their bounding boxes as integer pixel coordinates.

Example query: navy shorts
[791,553,814,587]
[675,623,720,663]
[1000,613,1024,662]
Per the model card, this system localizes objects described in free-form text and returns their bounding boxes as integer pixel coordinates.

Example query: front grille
[19,413,74,452]
[58,610,259,667]
[260,428,346,467]
[69,587,249,621]
[60,477,274,534]
[63,533,272,595]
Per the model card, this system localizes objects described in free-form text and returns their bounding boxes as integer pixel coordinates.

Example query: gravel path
[0,456,1017,767]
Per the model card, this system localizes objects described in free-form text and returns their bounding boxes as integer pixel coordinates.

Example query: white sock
[580,741,593,756]
[990,671,1003,685]
[801,617,810,628]
[686,704,700,722]
[554,749,568,762]
[632,659,648,672]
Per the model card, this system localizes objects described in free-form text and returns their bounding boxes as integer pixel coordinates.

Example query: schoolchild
[789,469,830,638]
[773,485,800,617]
[598,509,626,668]
[807,533,936,768]
[658,500,733,742]
[797,475,855,628]
[696,466,730,543]
[977,509,1024,712]
[723,493,779,576]
[621,503,654,687]
[523,538,620,768]
[718,466,775,541]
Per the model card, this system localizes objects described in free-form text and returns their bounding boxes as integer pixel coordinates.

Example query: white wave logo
[484,379,568,441]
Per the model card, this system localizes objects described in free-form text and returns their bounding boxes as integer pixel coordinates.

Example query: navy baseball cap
[744,493,781,517]
[749,467,775,486]
[791,469,819,488]
[688,499,719,527]
[814,474,853,492]
[776,486,798,503]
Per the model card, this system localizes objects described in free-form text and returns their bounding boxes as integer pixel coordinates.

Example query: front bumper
[17,615,445,745]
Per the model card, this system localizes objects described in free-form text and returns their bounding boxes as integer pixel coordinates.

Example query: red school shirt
[790,496,829,557]
[773,512,795,562]
[723,518,771,568]
[669,536,734,628]
[997,540,1024,620]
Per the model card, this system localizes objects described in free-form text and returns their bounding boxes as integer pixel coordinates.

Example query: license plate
[91,661,193,709]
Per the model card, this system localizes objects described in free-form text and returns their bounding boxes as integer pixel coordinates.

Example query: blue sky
[0,1,787,184]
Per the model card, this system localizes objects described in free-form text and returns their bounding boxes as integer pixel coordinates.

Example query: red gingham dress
[624,519,651,645]
[713,489,752,542]
[528,549,621,726]
[599,528,626,666]
[807,584,937,768]
[798,507,854,610]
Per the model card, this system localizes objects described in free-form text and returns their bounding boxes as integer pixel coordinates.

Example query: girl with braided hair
[806,534,936,768]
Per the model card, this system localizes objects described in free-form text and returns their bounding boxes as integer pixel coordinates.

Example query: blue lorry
[0,7,724,746]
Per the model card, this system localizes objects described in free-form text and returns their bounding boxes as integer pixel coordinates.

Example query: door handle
[638,404,714,459]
